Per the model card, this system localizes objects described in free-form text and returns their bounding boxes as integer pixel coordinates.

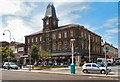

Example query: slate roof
[25,24,79,37]
[45,3,57,18]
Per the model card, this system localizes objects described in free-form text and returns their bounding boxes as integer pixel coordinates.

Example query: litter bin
[70,63,75,74]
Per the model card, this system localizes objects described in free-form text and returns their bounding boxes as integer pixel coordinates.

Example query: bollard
[70,63,75,74]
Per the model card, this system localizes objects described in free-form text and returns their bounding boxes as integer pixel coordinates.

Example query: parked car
[115,60,120,65]
[3,62,19,69]
[82,63,111,74]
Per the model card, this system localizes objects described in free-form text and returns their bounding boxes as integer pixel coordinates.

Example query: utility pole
[29,49,31,71]
[104,43,109,75]
[89,35,91,63]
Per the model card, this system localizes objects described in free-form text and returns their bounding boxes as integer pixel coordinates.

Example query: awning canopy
[20,54,28,58]
[52,52,100,57]
[52,52,71,56]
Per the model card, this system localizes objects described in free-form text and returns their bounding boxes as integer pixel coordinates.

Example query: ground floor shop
[19,52,102,67]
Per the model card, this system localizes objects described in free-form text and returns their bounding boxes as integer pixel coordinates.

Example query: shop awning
[52,52,71,56]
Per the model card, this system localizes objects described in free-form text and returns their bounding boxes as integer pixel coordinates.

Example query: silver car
[3,62,19,69]
[82,63,111,74]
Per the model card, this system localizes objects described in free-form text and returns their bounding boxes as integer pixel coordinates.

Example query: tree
[38,50,51,58]
[38,50,51,66]
[0,47,15,62]
[31,44,39,63]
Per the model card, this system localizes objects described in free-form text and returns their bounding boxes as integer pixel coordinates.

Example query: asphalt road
[1,70,118,80]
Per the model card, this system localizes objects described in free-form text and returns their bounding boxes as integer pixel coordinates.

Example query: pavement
[3,66,120,78]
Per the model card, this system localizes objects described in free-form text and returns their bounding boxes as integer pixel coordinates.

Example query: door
[92,64,100,73]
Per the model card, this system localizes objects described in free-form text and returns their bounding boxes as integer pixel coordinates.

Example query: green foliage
[38,50,51,59]
[33,65,68,69]
[0,47,15,61]
[31,44,39,62]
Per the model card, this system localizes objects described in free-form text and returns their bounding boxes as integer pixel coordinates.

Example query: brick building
[101,41,118,60]
[25,3,102,66]
[9,41,25,60]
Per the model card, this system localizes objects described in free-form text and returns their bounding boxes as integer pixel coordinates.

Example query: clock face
[53,21,56,25]
[46,20,49,25]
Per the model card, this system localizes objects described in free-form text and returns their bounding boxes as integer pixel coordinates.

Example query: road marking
[89,77,92,78]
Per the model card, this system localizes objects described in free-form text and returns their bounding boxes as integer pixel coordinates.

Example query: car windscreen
[11,63,16,65]
[97,64,102,67]
[97,59,102,62]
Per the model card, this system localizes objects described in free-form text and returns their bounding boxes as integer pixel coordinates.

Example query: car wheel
[16,68,18,70]
[83,69,88,73]
[100,70,105,74]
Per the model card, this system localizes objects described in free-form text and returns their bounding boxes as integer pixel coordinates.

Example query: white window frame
[53,33,56,39]
[28,47,30,52]
[53,43,56,50]
[36,37,38,42]
[58,42,62,50]
[70,30,73,37]
[32,38,34,43]
[28,38,30,43]
[64,31,67,38]
[82,40,84,49]
[59,33,62,39]
[85,33,86,39]
[81,32,83,37]
[64,41,67,50]
[40,36,42,41]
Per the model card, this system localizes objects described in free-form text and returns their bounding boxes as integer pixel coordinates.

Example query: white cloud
[104,17,118,28]
[23,0,119,2]
[0,18,33,43]
[0,0,38,17]
[55,2,89,26]
[106,28,120,33]
[29,13,44,31]
[103,34,113,39]
[0,0,22,16]
[0,2,90,43]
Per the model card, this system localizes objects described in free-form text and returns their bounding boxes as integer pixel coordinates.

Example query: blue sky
[0,1,119,49]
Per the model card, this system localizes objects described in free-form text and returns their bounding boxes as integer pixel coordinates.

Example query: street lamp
[88,35,91,63]
[103,42,109,75]
[11,37,15,42]
[3,29,11,70]
[28,48,31,71]
[70,39,75,74]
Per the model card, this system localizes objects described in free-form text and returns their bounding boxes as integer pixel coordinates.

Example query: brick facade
[25,3,102,65]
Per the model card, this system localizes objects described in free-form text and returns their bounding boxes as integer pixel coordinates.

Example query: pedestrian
[19,63,22,69]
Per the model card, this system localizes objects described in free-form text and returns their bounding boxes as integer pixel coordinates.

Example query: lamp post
[103,42,109,75]
[12,37,15,42]
[70,39,75,74]
[88,35,91,63]
[3,29,11,70]
[29,53,31,71]
[28,48,31,71]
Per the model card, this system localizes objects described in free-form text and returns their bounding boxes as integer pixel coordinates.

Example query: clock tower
[42,3,59,32]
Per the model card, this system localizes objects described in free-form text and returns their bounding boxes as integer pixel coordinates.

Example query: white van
[97,58,105,66]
